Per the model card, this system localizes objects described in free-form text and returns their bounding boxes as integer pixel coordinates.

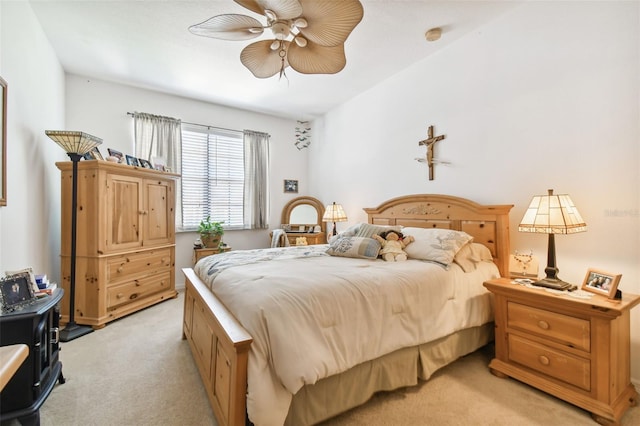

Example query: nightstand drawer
[507,302,590,352]
[509,334,591,391]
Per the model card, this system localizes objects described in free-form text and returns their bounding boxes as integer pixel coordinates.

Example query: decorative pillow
[402,227,474,266]
[326,236,381,260]
[355,223,402,239]
[327,223,362,244]
[453,242,494,272]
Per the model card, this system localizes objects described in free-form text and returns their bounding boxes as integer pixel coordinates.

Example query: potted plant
[198,216,224,248]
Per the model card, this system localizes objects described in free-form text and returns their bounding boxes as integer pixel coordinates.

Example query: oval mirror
[281,196,325,229]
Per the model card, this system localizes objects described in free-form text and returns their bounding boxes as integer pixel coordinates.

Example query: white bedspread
[194,246,499,426]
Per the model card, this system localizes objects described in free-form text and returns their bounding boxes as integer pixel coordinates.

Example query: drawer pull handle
[117,267,124,273]
[537,320,550,330]
[117,293,124,299]
[538,355,550,366]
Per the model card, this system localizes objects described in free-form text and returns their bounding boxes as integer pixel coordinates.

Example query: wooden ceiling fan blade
[189,14,264,41]
[298,0,363,46]
[235,0,303,20]
[287,42,346,75]
[240,40,290,78]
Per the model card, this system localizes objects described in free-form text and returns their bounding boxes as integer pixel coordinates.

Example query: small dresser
[483,278,640,425]
[193,246,231,265]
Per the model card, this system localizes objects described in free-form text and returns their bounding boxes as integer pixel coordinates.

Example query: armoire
[56,160,179,328]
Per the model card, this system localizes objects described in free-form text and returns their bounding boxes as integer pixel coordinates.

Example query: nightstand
[483,278,640,425]
[193,246,231,265]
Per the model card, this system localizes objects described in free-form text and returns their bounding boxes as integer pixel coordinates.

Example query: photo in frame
[284,179,298,193]
[83,146,104,161]
[581,268,621,299]
[138,158,153,169]
[125,155,139,166]
[107,148,124,163]
[0,274,36,311]
[5,267,39,293]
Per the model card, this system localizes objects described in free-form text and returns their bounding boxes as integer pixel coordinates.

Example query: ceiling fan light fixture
[264,9,277,21]
[294,36,307,47]
[191,0,363,78]
[271,21,290,39]
[293,18,308,29]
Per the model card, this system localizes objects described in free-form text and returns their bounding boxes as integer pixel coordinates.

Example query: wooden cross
[418,125,446,180]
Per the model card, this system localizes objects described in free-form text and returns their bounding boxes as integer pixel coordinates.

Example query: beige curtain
[243,130,270,229]
[133,112,182,174]
[133,111,182,223]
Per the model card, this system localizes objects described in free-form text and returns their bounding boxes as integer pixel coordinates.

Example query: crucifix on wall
[418,125,446,180]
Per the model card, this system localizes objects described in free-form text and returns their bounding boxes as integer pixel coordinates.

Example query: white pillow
[402,227,473,266]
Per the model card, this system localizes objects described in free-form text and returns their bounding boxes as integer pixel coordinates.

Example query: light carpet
[27,291,638,426]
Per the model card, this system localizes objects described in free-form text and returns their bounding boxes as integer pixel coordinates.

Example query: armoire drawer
[507,302,590,352]
[106,248,172,283]
[106,271,172,309]
[508,334,591,391]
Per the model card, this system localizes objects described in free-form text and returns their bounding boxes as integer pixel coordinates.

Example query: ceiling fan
[189,0,364,79]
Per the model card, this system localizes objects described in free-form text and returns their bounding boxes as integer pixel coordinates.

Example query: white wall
[65,75,310,286]
[0,1,66,280]
[310,2,640,381]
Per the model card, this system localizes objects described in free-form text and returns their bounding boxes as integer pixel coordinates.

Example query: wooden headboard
[364,194,513,277]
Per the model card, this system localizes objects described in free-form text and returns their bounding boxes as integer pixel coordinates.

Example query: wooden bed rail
[182,268,252,426]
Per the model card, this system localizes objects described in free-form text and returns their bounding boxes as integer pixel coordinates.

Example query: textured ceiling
[30,0,522,119]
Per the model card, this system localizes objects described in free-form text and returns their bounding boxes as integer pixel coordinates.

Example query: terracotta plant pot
[201,234,222,249]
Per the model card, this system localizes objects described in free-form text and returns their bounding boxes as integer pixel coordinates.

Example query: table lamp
[518,189,586,289]
[322,202,348,237]
[46,130,102,341]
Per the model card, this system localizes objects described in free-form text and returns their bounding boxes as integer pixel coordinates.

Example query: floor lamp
[46,130,102,342]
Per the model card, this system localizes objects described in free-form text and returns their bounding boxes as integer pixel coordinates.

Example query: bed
[182,194,513,426]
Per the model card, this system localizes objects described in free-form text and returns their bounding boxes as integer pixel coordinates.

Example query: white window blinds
[180,123,245,229]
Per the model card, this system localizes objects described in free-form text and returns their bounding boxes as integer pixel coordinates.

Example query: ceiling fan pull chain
[278,45,289,83]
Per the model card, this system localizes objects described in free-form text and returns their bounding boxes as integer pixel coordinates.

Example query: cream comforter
[195,246,499,426]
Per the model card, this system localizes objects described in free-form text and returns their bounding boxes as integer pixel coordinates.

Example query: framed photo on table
[581,268,621,298]
[0,274,35,311]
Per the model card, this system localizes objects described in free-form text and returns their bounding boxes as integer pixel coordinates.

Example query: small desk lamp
[322,202,348,237]
[518,189,586,289]
[46,130,102,342]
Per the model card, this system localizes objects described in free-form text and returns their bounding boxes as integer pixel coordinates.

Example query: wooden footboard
[182,268,252,426]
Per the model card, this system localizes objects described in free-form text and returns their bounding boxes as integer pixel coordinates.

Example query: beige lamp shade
[518,189,586,289]
[518,189,586,234]
[322,202,348,223]
[323,202,347,237]
[45,130,102,155]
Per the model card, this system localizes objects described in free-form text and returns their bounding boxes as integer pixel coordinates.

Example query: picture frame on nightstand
[581,268,621,299]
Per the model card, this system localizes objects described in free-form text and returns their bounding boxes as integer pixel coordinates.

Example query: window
[180,123,245,230]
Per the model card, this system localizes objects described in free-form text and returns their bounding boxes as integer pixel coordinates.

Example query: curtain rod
[126,112,242,134]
